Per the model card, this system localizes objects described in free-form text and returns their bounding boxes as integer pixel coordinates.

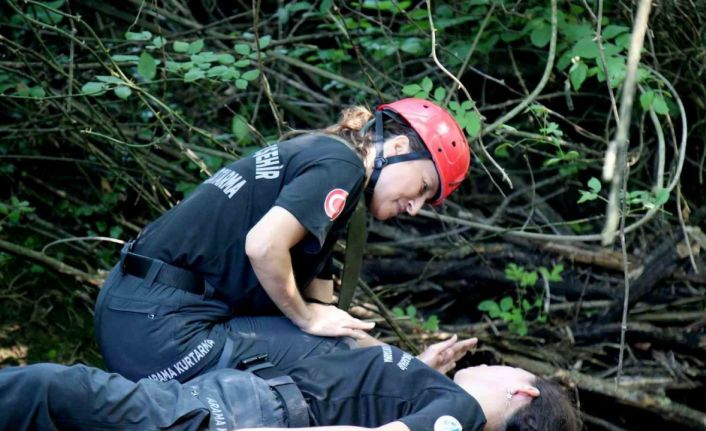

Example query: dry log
[600,234,683,323]
[571,322,706,355]
[362,257,617,299]
[0,239,102,287]
[537,241,642,275]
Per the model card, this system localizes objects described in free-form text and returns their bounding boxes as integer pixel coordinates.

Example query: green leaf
[138,51,157,81]
[572,37,599,59]
[463,111,481,138]
[530,21,551,48]
[521,271,538,287]
[577,192,596,204]
[258,35,272,49]
[191,52,219,63]
[235,79,248,90]
[499,296,514,312]
[654,188,669,206]
[400,37,423,54]
[184,68,205,82]
[28,87,46,98]
[235,44,251,55]
[505,263,523,281]
[494,144,510,158]
[477,300,499,313]
[96,75,124,84]
[234,59,250,68]
[165,61,184,72]
[151,36,166,49]
[217,53,235,64]
[569,62,588,91]
[319,0,333,14]
[232,115,250,141]
[241,69,260,81]
[652,94,669,115]
[421,77,433,93]
[109,225,123,238]
[421,315,439,332]
[433,87,446,102]
[605,56,627,87]
[392,307,405,317]
[188,39,205,54]
[588,176,601,193]
[113,86,132,100]
[402,84,422,96]
[125,31,152,41]
[80,81,106,95]
[522,299,532,312]
[206,65,229,78]
[361,0,410,11]
[603,25,629,40]
[111,54,140,62]
[173,41,189,53]
[405,305,417,318]
[615,33,631,50]
[640,90,655,110]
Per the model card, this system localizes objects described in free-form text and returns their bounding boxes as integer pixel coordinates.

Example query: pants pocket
[99,295,178,379]
[106,296,161,320]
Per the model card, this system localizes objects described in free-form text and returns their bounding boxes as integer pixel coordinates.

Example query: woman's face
[453,365,539,431]
[369,136,439,220]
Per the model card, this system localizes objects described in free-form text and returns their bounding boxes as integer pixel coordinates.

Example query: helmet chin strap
[364,110,432,206]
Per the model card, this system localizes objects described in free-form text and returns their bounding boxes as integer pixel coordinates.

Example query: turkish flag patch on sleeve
[324,188,349,221]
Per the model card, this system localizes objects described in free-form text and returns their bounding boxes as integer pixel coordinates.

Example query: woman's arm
[238,421,410,431]
[245,206,373,339]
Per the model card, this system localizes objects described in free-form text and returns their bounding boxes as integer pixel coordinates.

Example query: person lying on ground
[0,339,579,431]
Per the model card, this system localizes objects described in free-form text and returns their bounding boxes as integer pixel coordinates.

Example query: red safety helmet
[373,98,471,206]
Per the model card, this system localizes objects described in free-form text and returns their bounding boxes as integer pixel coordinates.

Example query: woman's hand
[416,335,478,374]
[298,303,375,339]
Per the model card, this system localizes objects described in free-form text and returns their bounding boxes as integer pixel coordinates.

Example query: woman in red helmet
[94,98,471,383]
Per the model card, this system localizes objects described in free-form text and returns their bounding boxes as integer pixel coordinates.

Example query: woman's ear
[511,384,541,399]
[384,135,410,156]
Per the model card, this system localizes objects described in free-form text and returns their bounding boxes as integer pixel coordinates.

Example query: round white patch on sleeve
[434,415,463,431]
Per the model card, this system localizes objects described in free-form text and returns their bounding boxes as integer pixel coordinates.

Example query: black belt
[119,241,212,297]
[237,354,310,428]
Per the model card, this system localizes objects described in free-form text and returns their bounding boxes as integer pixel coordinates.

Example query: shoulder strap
[338,195,367,310]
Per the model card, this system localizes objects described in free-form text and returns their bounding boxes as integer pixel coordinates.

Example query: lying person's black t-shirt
[282,345,487,431]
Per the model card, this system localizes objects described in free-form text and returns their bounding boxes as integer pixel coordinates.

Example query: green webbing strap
[338,198,367,311]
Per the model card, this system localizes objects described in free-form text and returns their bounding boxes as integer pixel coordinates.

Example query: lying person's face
[454,365,540,431]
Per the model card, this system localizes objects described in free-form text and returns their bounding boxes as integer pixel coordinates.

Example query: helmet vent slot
[451,141,456,147]
[423,104,429,108]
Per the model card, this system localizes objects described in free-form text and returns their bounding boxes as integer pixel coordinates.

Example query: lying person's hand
[416,335,478,374]
[299,302,375,339]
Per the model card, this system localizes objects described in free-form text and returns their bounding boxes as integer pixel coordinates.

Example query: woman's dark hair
[504,378,581,431]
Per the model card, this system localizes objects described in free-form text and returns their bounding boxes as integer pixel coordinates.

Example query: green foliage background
[0,0,704,365]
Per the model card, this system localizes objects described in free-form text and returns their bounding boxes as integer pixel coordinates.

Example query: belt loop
[202,282,215,300]
[215,337,235,370]
[144,260,165,286]
[119,240,134,273]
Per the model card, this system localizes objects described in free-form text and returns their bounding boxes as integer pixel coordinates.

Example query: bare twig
[601,0,654,244]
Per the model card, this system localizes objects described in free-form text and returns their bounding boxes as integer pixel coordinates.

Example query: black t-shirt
[134,134,365,314]
[282,346,487,431]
